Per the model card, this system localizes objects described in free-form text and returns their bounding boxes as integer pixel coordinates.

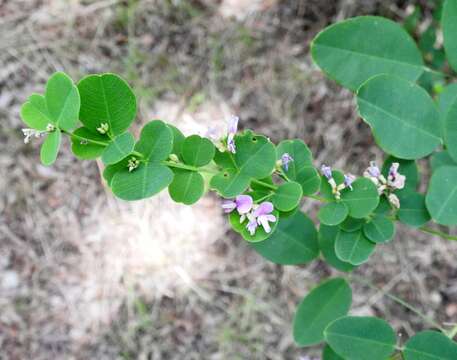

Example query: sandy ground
[1,0,457,359]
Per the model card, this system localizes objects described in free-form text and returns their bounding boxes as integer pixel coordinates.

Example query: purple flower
[281,153,294,171]
[388,162,405,190]
[253,201,276,234]
[247,219,258,236]
[222,195,253,214]
[227,115,239,154]
[321,164,333,179]
[344,174,356,190]
[367,161,381,178]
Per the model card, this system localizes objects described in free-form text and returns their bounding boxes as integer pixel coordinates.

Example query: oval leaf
[398,191,430,227]
[443,0,457,73]
[357,75,441,160]
[78,73,136,136]
[102,132,135,165]
[318,202,349,226]
[40,130,61,166]
[168,170,204,205]
[272,182,303,212]
[71,127,107,160]
[21,94,53,131]
[312,16,423,91]
[324,316,397,360]
[363,214,395,243]
[426,166,457,225]
[293,278,352,347]
[319,225,356,272]
[134,120,173,162]
[403,330,457,360]
[341,177,379,219]
[182,135,215,167]
[111,162,173,201]
[250,211,318,265]
[335,229,376,265]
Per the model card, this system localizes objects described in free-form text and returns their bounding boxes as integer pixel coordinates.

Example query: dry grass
[1,0,457,359]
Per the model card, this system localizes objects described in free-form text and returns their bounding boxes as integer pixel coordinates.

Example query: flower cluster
[22,123,55,144]
[364,161,405,208]
[222,195,276,235]
[320,165,355,200]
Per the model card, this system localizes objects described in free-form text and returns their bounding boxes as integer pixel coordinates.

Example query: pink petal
[253,201,274,217]
[236,195,253,214]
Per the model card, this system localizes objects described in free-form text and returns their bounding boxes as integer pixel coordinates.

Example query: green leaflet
[324,316,397,360]
[397,191,430,228]
[341,178,379,219]
[168,169,205,205]
[71,127,108,160]
[426,165,457,225]
[318,202,349,226]
[250,211,318,265]
[229,209,279,242]
[181,135,215,167]
[363,214,395,244]
[271,182,303,212]
[319,224,356,272]
[101,132,135,165]
[335,229,376,265]
[40,130,62,166]
[134,120,173,162]
[443,0,457,73]
[357,75,441,160]
[403,330,457,360]
[211,131,276,198]
[293,278,352,347]
[78,73,137,136]
[312,16,423,91]
[111,162,174,201]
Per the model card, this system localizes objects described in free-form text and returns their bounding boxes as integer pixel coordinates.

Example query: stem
[62,129,109,147]
[418,226,457,242]
[349,274,445,332]
[447,324,457,339]
[306,194,328,202]
[163,161,198,172]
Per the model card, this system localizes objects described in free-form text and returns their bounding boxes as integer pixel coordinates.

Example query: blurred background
[1,0,456,359]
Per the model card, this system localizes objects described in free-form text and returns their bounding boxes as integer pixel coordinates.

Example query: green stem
[349,274,445,332]
[418,226,457,241]
[447,324,457,339]
[306,194,328,202]
[163,161,198,172]
[61,129,109,147]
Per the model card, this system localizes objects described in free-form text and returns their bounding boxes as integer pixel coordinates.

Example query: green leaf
[71,127,107,160]
[323,344,345,360]
[357,74,441,160]
[318,202,349,226]
[443,0,457,73]
[134,120,173,162]
[363,215,395,243]
[276,139,320,194]
[101,132,135,165]
[40,130,61,166]
[438,83,457,137]
[20,94,52,131]
[229,209,279,243]
[426,165,457,225]
[444,92,457,162]
[374,196,393,215]
[210,131,276,198]
[103,158,129,187]
[339,217,365,232]
[45,72,80,131]
[293,278,352,347]
[382,156,418,193]
[272,182,303,212]
[398,191,430,227]
[168,169,204,205]
[335,229,376,265]
[250,211,318,265]
[181,135,215,167]
[431,150,457,172]
[78,73,136,136]
[168,124,185,158]
[111,162,173,201]
[403,330,457,360]
[311,16,423,91]
[341,178,379,219]
[319,224,356,272]
[324,316,397,360]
